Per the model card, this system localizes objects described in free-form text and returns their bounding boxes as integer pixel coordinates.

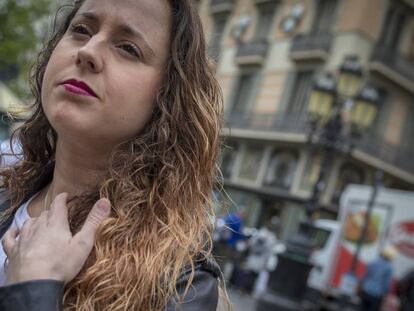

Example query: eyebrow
[79,12,156,57]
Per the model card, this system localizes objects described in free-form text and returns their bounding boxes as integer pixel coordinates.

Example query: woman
[0,0,227,310]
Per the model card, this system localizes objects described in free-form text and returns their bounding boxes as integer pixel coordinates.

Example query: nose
[76,38,104,73]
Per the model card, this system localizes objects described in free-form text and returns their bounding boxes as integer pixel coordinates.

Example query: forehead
[77,0,171,42]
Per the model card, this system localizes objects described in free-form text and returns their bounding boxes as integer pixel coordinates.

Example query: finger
[18,218,36,241]
[20,218,35,234]
[73,198,111,251]
[48,192,70,230]
[2,227,19,256]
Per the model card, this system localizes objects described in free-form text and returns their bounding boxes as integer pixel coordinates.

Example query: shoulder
[176,256,221,290]
[165,256,221,311]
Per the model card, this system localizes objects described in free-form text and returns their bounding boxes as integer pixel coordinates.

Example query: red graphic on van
[389,221,414,258]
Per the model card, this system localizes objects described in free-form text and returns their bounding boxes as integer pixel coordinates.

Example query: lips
[60,79,97,98]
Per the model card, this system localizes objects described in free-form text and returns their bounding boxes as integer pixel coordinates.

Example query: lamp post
[350,170,383,273]
[256,55,380,311]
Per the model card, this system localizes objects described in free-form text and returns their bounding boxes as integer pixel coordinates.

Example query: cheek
[41,63,57,120]
[110,69,162,102]
[106,72,162,130]
[41,57,54,106]
[41,44,70,107]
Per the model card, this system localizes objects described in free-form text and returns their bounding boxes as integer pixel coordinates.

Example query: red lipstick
[60,79,97,98]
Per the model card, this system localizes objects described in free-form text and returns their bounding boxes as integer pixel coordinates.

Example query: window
[370,87,387,135]
[263,150,298,190]
[311,0,338,34]
[311,227,331,250]
[224,189,261,228]
[333,163,365,204]
[285,70,314,119]
[378,3,408,49]
[208,13,229,60]
[254,3,277,40]
[238,144,264,181]
[231,69,258,115]
[220,142,239,179]
[402,103,414,154]
[257,200,282,234]
[300,151,323,191]
[407,30,414,61]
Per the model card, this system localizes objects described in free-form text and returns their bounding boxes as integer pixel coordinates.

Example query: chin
[49,104,92,135]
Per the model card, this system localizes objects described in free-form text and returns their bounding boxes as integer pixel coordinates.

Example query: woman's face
[42,0,171,150]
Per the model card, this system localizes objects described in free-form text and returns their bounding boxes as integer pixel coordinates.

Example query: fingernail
[97,198,110,213]
[58,192,68,201]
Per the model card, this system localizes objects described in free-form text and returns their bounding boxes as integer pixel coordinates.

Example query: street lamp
[337,55,363,98]
[350,86,380,132]
[256,55,380,310]
[308,73,335,124]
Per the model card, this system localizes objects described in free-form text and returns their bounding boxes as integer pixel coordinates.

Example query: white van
[307,185,414,309]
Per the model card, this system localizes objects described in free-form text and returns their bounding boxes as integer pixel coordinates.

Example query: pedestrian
[223,210,246,248]
[248,217,280,298]
[0,0,227,310]
[359,246,397,311]
[219,209,246,283]
[396,269,414,311]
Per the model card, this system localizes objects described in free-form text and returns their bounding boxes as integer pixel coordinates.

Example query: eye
[70,24,92,36]
[119,42,141,59]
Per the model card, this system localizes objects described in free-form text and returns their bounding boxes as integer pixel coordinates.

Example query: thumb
[74,198,111,250]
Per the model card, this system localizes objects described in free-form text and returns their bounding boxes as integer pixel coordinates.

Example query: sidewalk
[218,288,256,311]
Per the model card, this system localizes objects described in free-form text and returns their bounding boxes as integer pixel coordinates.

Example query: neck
[48,138,111,203]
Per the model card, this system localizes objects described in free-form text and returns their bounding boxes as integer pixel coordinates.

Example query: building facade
[198,0,414,240]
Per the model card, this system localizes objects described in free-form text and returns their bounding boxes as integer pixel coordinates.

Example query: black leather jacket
[0,258,220,311]
[0,166,220,310]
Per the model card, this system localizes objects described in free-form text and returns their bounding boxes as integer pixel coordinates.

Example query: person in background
[359,246,397,311]
[223,209,246,248]
[247,216,280,298]
[219,209,246,283]
[396,269,414,311]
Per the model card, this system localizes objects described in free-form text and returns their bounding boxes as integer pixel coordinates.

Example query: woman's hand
[2,193,111,285]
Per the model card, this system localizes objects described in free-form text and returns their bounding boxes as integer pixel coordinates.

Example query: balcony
[225,112,414,179]
[226,112,308,134]
[370,45,414,94]
[290,33,333,62]
[354,131,414,177]
[254,0,279,4]
[210,0,234,14]
[235,39,270,65]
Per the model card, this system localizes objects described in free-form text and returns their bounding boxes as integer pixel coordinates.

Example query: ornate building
[198,0,414,240]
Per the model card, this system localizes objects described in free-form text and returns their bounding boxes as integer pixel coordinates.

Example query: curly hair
[0,0,228,310]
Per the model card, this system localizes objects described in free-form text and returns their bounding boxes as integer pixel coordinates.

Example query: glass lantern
[337,55,363,98]
[351,86,380,130]
[308,73,336,122]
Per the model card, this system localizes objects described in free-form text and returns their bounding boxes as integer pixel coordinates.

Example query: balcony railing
[290,33,333,61]
[225,112,308,134]
[210,0,234,14]
[370,45,414,94]
[355,130,414,175]
[226,112,414,176]
[235,39,270,65]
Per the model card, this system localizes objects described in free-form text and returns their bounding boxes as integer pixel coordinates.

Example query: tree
[0,0,53,97]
